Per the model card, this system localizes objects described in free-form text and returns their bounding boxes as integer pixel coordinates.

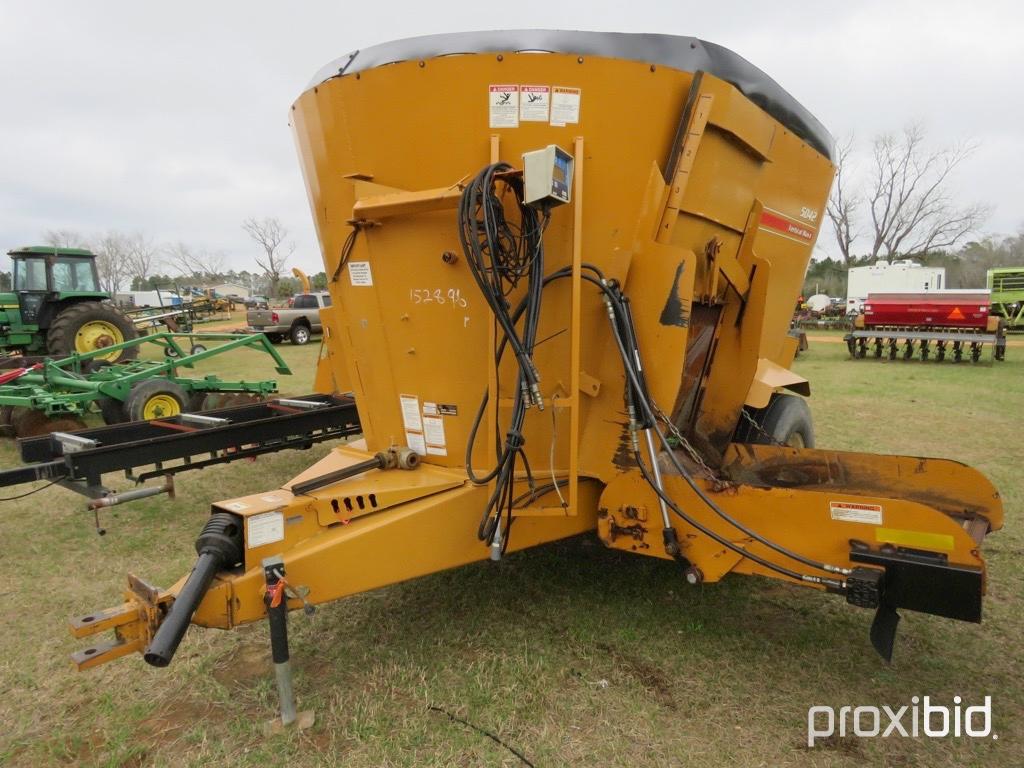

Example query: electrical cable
[0,476,65,501]
[330,226,361,283]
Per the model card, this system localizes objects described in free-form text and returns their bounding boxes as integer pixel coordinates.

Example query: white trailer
[846,260,945,314]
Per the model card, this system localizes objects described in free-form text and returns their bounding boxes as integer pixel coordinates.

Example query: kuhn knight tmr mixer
[71,32,1001,696]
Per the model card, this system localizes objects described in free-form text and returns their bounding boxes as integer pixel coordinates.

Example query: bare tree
[124,233,159,286]
[42,229,90,249]
[92,232,132,294]
[825,137,859,265]
[164,242,226,280]
[242,217,294,297]
[866,124,989,259]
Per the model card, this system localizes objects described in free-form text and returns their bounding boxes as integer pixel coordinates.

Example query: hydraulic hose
[144,512,243,667]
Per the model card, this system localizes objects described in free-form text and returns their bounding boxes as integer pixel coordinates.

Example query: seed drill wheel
[123,379,188,422]
[47,302,139,363]
[9,407,88,438]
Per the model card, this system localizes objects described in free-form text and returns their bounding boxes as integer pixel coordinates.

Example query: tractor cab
[9,247,103,324]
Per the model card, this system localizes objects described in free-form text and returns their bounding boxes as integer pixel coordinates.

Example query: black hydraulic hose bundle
[458,164,548,550]
[457,162,846,584]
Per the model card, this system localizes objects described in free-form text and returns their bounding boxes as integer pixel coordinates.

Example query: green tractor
[1,246,139,363]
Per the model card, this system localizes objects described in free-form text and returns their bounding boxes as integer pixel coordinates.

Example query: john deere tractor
[1,246,138,363]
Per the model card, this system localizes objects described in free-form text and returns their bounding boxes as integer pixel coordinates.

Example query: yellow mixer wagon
[72,32,1001,709]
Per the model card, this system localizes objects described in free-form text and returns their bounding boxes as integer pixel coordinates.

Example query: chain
[650,404,720,482]
[740,408,784,446]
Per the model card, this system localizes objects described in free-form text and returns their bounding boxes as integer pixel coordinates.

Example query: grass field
[0,334,1020,767]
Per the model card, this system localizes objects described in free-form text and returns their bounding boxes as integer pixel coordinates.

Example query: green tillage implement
[988,267,1024,330]
[0,332,291,436]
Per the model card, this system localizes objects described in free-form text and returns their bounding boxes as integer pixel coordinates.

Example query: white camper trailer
[846,260,945,314]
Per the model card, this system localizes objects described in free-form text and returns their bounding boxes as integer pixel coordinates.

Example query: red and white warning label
[519,85,550,122]
[829,501,883,525]
[550,86,581,126]
[488,84,519,128]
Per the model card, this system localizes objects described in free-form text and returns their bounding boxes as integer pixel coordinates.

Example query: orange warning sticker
[829,501,883,525]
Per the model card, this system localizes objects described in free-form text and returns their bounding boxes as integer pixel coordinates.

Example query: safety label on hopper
[347,261,373,286]
[829,501,883,525]
[519,85,550,122]
[550,86,581,126]
[489,85,519,128]
[399,394,422,432]
[247,511,284,548]
[422,416,447,456]
[405,431,426,456]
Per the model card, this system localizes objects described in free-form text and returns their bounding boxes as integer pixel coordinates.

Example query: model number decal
[800,206,819,222]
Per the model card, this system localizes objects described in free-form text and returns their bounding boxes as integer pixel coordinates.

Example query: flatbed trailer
[0,393,361,507]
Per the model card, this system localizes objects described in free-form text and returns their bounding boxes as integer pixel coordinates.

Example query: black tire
[189,344,207,355]
[47,301,139,363]
[99,397,128,425]
[123,379,188,422]
[0,405,15,438]
[736,394,815,449]
[290,323,311,345]
[267,333,284,344]
[186,391,208,412]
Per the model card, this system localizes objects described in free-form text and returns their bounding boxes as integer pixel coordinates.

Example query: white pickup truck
[246,292,331,345]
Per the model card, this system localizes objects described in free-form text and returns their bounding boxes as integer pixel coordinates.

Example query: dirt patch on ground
[212,641,272,687]
[594,641,677,710]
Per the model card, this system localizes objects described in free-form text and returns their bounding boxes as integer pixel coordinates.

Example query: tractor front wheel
[47,302,139,363]
[124,379,188,422]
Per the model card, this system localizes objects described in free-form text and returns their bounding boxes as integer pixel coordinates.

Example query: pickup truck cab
[247,292,331,344]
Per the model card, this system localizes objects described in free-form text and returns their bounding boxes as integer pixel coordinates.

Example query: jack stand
[261,555,315,735]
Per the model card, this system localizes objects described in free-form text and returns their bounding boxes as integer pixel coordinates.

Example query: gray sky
[1,0,1021,276]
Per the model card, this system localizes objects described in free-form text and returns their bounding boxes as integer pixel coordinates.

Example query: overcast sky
[1,0,1021,277]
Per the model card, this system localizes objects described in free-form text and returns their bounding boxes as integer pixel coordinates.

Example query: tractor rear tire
[736,394,815,449]
[47,302,139,363]
[124,379,188,422]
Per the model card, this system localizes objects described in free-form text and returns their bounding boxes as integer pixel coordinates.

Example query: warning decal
[758,207,816,244]
[423,415,447,452]
[947,307,965,320]
[405,431,426,456]
[520,85,550,122]
[489,85,519,128]
[247,511,284,548]
[399,394,422,432]
[348,261,373,286]
[550,86,581,126]
[829,501,883,525]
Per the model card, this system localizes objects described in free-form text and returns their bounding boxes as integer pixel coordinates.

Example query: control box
[522,145,574,209]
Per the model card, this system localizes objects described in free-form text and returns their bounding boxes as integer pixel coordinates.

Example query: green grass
[0,338,1021,767]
